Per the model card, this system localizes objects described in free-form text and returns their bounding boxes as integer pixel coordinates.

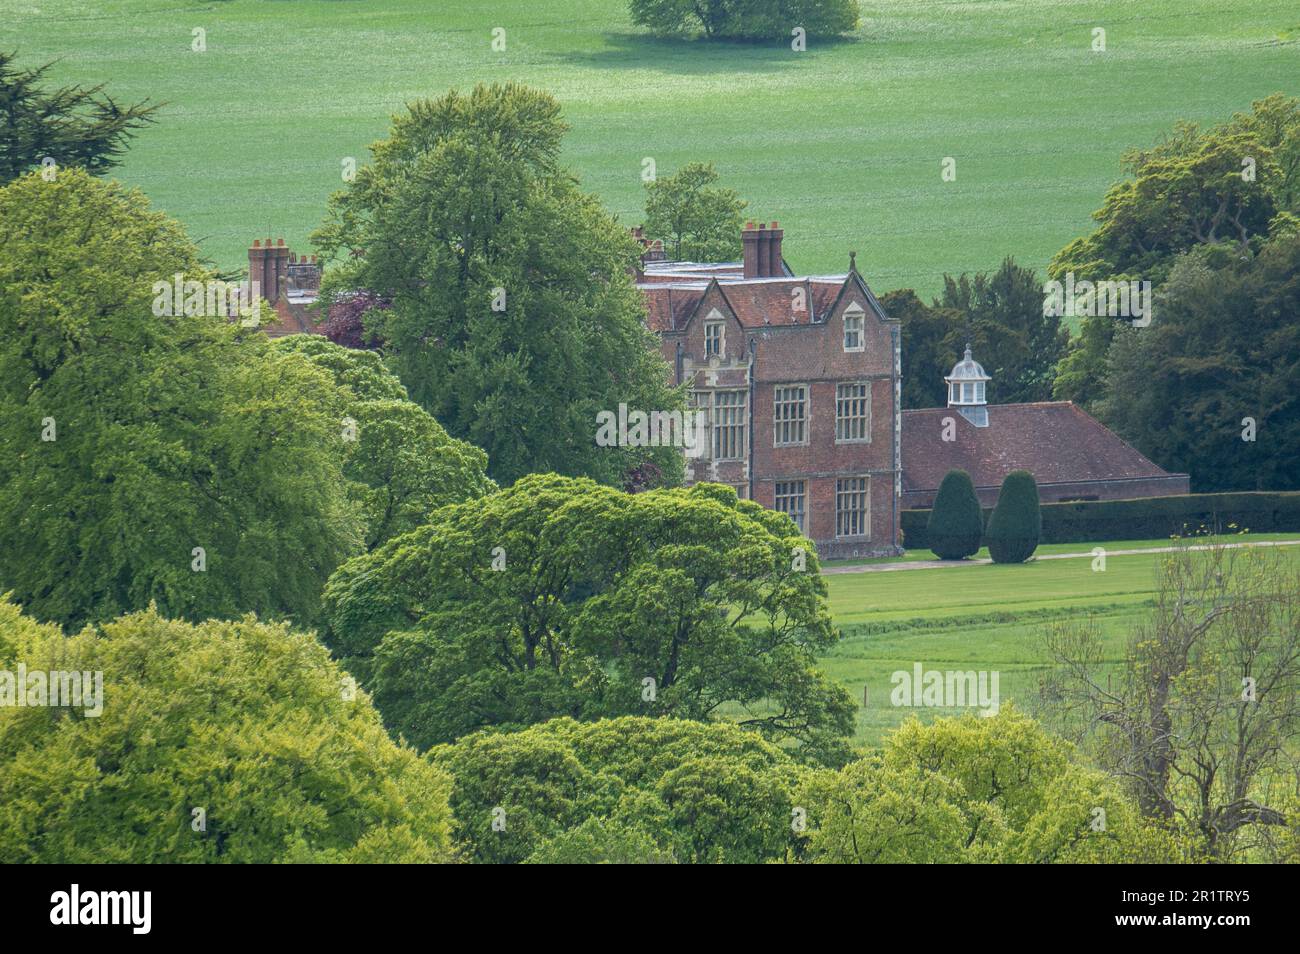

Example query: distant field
[5,0,1297,297]
[821,539,1300,746]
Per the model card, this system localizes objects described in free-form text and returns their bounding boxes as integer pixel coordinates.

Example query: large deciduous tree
[432,716,802,864]
[0,51,160,183]
[1051,95,1299,408]
[321,474,855,762]
[0,600,455,863]
[643,161,746,262]
[313,83,682,488]
[0,170,360,629]
[797,707,1182,864]
[270,336,495,550]
[1042,542,1300,861]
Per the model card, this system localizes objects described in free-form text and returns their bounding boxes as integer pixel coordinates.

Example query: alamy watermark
[0,665,103,717]
[890,663,1000,716]
[1043,272,1151,326]
[152,275,262,326]
[595,403,706,457]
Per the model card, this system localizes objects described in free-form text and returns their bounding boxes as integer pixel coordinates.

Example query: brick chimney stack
[249,239,273,302]
[742,221,784,278]
[742,221,761,278]
[766,221,784,276]
[250,237,322,303]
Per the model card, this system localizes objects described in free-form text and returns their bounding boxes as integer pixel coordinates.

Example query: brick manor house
[247,224,1187,560]
[633,222,1186,558]
[637,222,902,559]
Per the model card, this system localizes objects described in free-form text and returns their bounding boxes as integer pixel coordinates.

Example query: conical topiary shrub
[926,469,984,560]
[986,470,1041,564]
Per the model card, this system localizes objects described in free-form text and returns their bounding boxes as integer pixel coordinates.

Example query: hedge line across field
[900,492,1300,551]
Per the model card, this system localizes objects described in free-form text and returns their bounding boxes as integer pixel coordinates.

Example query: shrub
[926,469,984,559]
[986,470,1041,563]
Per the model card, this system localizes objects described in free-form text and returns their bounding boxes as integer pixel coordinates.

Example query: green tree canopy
[270,336,495,550]
[1095,235,1300,491]
[882,288,962,409]
[0,601,455,863]
[1050,95,1299,288]
[926,469,984,560]
[0,170,361,629]
[797,707,1182,863]
[643,161,746,262]
[884,259,1065,410]
[0,50,160,183]
[1050,95,1299,408]
[313,83,682,488]
[322,474,854,762]
[432,716,803,863]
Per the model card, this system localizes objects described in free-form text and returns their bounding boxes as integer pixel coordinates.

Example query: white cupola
[945,344,990,426]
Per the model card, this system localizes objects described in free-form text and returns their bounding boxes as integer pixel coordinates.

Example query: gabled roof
[900,402,1186,492]
[639,273,861,332]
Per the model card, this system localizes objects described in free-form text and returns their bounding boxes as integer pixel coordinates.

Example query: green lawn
[5,0,1297,298]
[822,539,1300,747]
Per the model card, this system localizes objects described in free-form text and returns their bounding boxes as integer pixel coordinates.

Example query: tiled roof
[639,275,849,331]
[900,402,1185,492]
[641,285,707,332]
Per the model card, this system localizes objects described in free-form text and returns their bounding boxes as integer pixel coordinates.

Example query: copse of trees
[1053,94,1300,410]
[926,470,984,560]
[0,170,362,629]
[0,601,456,863]
[312,82,683,488]
[1096,234,1300,492]
[985,470,1040,564]
[630,0,859,41]
[0,50,160,182]
[321,474,856,763]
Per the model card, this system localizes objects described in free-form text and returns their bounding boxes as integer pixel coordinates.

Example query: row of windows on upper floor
[688,383,871,461]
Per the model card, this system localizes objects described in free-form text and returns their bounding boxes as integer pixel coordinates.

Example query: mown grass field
[5,0,1297,296]
[821,538,1300,747]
